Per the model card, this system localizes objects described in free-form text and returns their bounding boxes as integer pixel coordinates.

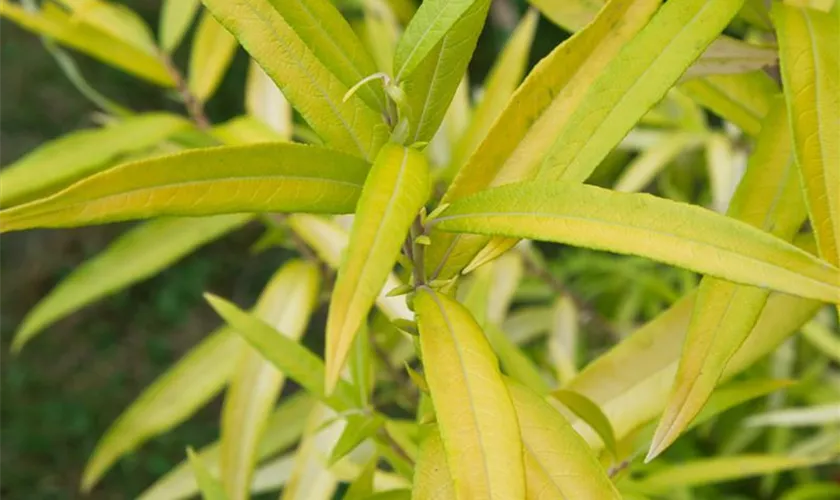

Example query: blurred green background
[0,1,566,497]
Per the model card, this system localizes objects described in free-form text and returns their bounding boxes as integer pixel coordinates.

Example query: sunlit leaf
[774,3,840,310]
[57,0,158,54]
[13,215,249,350]
[506,380,621,499]
[746,403,840,428]
[200,0,388,159]
[411,425,455,500]
[648,99,810,461]
[326,144,429,392]
[0,113,190,207]
[204,293,358,411]
[189,10,238,102]
[682,35,778,81]
[801,320,840,365]
[0,0,173,86]
[220,261,320,500]
[613,132,706,193]
[83,328,242,491]
[245,60,292,138]
[415,289,525,499]
[680,71,778,137]
[209,116,284,145]
[159,0,200,53]
[526,0,602,32]
[329,414,385,465]
[551,389,618,458]
[549,294,579,383]
[187,448,229,500]
[0,143,371,232]
[427,0,661,279]
[281,404,342,500]
[435,181,840,303]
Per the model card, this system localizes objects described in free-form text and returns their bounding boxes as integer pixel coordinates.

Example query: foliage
[2,0,839,498]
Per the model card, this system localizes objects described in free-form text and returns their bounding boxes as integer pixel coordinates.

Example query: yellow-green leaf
[412,425,455,500]
[358,0,400,74]
[434,181,840,303]
[394,0,490,82]
[139,393,313,500]
[551,389,618,458]
[200,0,388,159]
[801,320,840,365]
[682,35,778,81]
[205,293,358,412]
[57,0,158,54]
[82,327,241,491]
[635,455,832,492]
[549,294,579,383]
[210,115,284,145]
[287,214,413,323]
[774,4,840,293]
[187,448,229,500]
[447,9,538,173]
[0,113,190,207]
[415,289,525,500]
[537,0,747,183]
[159,0,200,53]
[344,456,377,500]
[402,0,491,144]
[325,144,429,392]
[0,0,173,86]
[13,215,249,350]
[426,0,660,279]
[648,99,809,461]
[506,380,621,499]
[282,404,342,500]
[679,71,778,137]
[220,261,320,500]
[329,414,385,465]
[527,0,602,32]
[245,60,292,138]
[613,132,707,193]
[0,143,371,232]
[189,10,238,102]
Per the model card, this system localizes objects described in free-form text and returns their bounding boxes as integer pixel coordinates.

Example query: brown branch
[160,53,211,130]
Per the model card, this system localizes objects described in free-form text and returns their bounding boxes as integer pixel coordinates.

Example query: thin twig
[160,53,210,130]
[410,216,426,287]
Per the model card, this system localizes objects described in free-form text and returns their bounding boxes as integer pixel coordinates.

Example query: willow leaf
[200,0,387,159]
[402,0,491,143]
[506,380,621,499]
[416,289,525,499]
[435,181,840,303]
[282,404,342,500]
[326,144,429,392]
[0,0,173,86]
[551,389,618,458]
[82,328,241,491]
[394,0,489,82]
[527,0,603,32]
[245,60,292,137]
[0,113,190,207]
[426,0,660,279]
[613,132,706,193]
[0,144,370,232]
[648,99,809,460]
[538,0,746,183]
[412,425,455,500]
[679,71,778,137]
[189,10,238,102]
[220,261,320,500]
[187,448,229,500]
[57,0,158,54]
[682,35,777,81]
[14,215,249,350]
[774,4,840,294]
[159,0,200,53]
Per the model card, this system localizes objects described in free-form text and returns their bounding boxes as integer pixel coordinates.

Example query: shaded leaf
[551,389,618,458]
[682,35,778,81]
[680,71,778,137]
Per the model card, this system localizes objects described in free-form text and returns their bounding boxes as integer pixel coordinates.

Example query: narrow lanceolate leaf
[189,10,238,102]
[0,0,173,86]
[506,380,621,499]
[187,448,229,500]
[0,113,190,207]
[526,0,602,32]
[200,0,388,159]
[139,393,313,500]
[13,215,249,350]
[648,99,809,461]
[415,289,525,500]
[159,0,200,53]
[682,35,778,81]
[394,0,490,82]
[634,455,832,493]
[0,143,370,232]
[245,60,292,138]
[550,389,618,458]
[680,71,778,137]
[538,0,747,183]
[282,405,342,500]
[434,181,840,303]
[325,144,430,392]
[220,261,320,500]
[426,0,661,279]
[403,0,491,144]
[412,426,455,500]
[287,214,412,322]
[747,403,840,428]
[613,132,706,193]
[57,0,158,54]
[448,9,538,171]
[774,4,840,294]
[205,294,358,411]
[82,328,241,491]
